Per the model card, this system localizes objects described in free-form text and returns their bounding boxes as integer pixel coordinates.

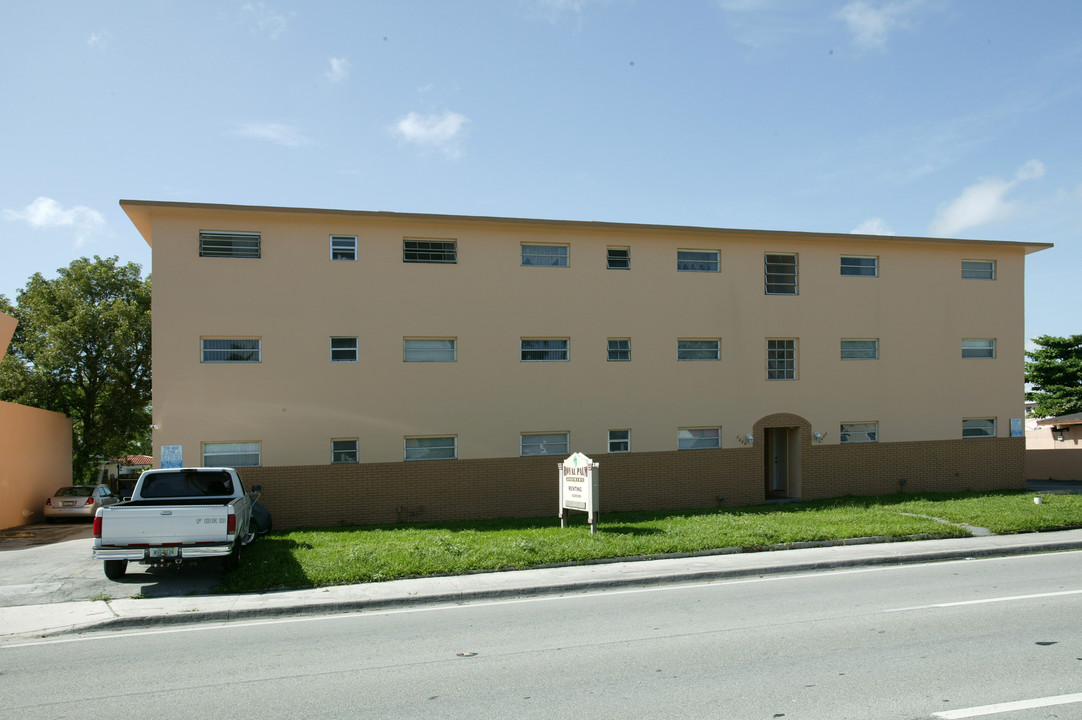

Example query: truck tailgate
[99,505,232,545]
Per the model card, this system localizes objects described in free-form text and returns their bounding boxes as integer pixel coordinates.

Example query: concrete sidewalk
[4,528,1082,643]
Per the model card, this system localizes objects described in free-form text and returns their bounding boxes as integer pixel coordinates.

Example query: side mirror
[252,485,262,493]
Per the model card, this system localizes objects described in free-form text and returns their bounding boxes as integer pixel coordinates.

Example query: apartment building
[121,200,1050,529]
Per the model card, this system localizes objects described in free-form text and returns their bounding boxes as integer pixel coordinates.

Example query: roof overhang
[119,199,1055,255]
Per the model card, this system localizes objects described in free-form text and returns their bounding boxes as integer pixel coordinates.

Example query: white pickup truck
[93,467,261,580]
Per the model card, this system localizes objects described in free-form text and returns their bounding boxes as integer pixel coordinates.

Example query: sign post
[559,452,599,534]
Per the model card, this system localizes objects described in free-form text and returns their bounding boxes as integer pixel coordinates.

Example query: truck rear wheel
[103,560,127,580]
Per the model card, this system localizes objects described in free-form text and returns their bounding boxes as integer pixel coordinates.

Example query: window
[767,339,796,380]
[332,439,359,464]
[404,338,457,362]
[521,432,569,456]
[607,247,630,270]
[841,256,878,277]
[521,338,569,362]
[201,338,261,363]
[330,337,358,362]
[840,422,878,443]
[608,429,630,453]
[199,231,260,259]
[203,441,260,467]
[841,339,879,360]
[404,436,457,461]
[607,338,631,362]
[678,339,721,361]
[765,254,798,294]
[677,250,719,272]
[403,239,457,264]
[963,418,996,438]
[962,260,995,280]
[678,427,721,450]
[330,235,357,261]
[962,338,996,358]
[521,244,569,267]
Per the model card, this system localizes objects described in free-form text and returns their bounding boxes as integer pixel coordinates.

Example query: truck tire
[103,560,127,580]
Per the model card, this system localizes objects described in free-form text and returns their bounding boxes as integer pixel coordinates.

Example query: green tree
[0,256,151,481]
[1025,334,1082,418]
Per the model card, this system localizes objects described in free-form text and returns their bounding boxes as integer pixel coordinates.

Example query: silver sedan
[43,485,119,522]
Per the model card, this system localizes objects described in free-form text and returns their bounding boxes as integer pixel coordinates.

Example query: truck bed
[112,498,235,508]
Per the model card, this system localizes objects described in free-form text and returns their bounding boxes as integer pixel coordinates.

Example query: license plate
[149,547,179,558]
[61,501,75,507]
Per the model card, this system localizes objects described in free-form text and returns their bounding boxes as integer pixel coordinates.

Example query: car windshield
[55,487,94,497]
[139,471,235,498]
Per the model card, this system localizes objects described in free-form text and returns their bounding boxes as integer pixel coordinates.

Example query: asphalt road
[0,522,222,607]
[4,549,1081,719]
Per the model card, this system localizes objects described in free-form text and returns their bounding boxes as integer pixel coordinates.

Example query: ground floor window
[840,422,878,443]
[404,436,458,461]
[332,439,359,463]
[963,418,996,438]
[521,432,569,456]
[203,441,261,467]
[608,429,630,453]
[678,427,721,450]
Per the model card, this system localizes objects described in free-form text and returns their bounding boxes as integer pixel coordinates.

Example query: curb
[77,535,1082,636]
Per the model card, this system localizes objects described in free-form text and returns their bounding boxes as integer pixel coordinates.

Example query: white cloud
[534,0,586,24]
[87,31,111,48]
[929,160,1047,237]
[241,2,289,40]
[391,111,470,159]
[2,197,106,246]
[235,122,311,147]
[326,57,351,83]
[851,217,895,235]
[835,1,919,49]
[714,0,818,49]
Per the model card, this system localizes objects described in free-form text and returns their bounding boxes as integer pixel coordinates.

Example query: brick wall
[803,437,1025,499]
[238,436,1025,530]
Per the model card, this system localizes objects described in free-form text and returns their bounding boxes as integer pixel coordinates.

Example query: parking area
[0,521,224,608]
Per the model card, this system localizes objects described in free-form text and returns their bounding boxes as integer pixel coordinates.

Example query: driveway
[0,522,223,608]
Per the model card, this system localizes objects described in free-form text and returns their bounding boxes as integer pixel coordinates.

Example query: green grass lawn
[218,490,1082,595]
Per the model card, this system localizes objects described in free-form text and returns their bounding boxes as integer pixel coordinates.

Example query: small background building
[96,455,153,498]
[1026,412,1082,481]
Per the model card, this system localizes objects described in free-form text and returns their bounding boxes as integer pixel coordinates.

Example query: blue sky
[2,1,1080,343]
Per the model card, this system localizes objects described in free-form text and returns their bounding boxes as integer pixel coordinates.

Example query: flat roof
[120,199,1055,254]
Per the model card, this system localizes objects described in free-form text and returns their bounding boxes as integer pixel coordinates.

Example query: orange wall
[0,401,72,528]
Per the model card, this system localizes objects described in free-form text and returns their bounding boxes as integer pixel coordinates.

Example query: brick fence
[238,436,1025,530]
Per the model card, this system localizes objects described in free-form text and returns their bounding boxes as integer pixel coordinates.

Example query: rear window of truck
[139,471,235,498]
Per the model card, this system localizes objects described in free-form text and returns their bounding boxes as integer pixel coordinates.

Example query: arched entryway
[754,414,812,500]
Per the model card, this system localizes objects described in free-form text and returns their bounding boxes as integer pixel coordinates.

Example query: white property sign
[559,452,600,534]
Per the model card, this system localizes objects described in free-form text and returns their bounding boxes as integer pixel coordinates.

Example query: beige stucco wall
[0,401,72,528]
[124,202,1040,470]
